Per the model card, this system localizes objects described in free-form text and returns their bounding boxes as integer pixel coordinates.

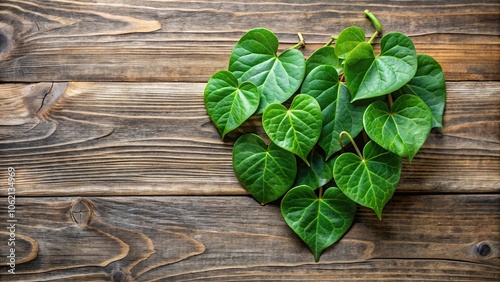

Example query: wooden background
[0,0,499,281]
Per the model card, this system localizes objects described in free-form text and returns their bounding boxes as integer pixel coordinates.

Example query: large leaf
[364,94,432,162]
[333,141,402,219]
[345,32,418,102]
[294,150,336,189]
[229,28,306,114]
[281,185,356,262]
[397,54,446,128]
[334,26,366,59]
[305,46,341,76]
[301,65,366,159]
[233,134,297,205]
[262,94,322,164]
[204,70,260,138]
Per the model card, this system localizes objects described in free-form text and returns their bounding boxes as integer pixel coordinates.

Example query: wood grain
[0,194,498,281]
[1,81,498,196]
[0,0,499,82]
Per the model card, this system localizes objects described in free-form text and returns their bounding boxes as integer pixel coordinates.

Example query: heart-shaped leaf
[396,54,446,128]
[204,70,260,138]
[281,185,356,262]
[305,46,341,76]
[364,94,432,162]
[229,28,306,114]
[233,133,297,205]
[301,65,366,159]
[345,32,417,102]
[294,150,336,189]
[334,26,366,59]
[333,141,402,219]
[262,94,322,164]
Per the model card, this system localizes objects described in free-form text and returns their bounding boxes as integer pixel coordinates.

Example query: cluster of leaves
[204,10,446,262]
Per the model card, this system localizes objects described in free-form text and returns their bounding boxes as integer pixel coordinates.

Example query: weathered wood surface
[0,81,499,196]
[0,0,499,281]
[0,0,499,82]
[0,195,499,281]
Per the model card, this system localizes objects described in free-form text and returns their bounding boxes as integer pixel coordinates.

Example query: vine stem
[291,32,306,49]
[325,35,337,46]
[387,93,394,108]
[364,9,382,44]
[339,131,363,159]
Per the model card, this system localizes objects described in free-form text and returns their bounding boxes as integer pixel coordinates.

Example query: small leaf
[301,65,366,159]
[204,71,260,138]
[262,94,322,164]
[233,134,297,205]
[294,150,336,189]
[333,141,402,219]
[229,28,306,114]
[397,54,446,128]
[345,32,418,102]
[305,46,341,76]
[364,94,432,162]
[334,26,366,59]
[281,185,356,262]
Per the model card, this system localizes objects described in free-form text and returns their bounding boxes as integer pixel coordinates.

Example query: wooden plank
[1,81,499,196]
[0,0,499,82]
[0,194,498,281]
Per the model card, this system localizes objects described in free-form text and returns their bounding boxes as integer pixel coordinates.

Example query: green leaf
[281,185,356,262]
[294,150,336,189]
[334,26,366,59]
[364,94,432,162]
[262,94,322,164]
[397,54,446,128]
[301,65,366,159]
[345,32,418,102]
[232,133,297,205]
[204,71,260,138]
[333,141,402,219]
[229,28,306,114]
[305,46,341,76]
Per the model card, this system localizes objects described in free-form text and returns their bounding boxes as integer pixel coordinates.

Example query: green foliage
[232,133,297,205]
[333,141,402,219]
[281,185,356,262]
[203,11,446,262]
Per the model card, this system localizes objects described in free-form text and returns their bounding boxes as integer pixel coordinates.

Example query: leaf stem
[291,32,306,49]
[387,93,394,108]
[364,10,382,33]
[339,131,363,159]
[325,35,337,46]
[364,10,382,44]
[318,186,324,199]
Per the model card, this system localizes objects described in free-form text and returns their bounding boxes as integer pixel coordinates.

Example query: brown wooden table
[1,1,499,281]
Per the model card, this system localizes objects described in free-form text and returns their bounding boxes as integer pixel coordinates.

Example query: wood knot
[0,32,8,54]
[70,198,94,226]
[475,242,492,258]
[111,269,130,282]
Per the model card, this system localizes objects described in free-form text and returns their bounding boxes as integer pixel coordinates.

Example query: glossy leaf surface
[233,134,297,205]
[204,70,260,138]
[397,54,446,128]
[345,32,417,101]
[262,94,322,164]
[364,94,432,162]
[334,141,402,219]
[229,28,305,113]
[301,65,366,159]
[281,185,356,262]
[294,151,336,189]
[334,26,366,59]
[305,46,341,76]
